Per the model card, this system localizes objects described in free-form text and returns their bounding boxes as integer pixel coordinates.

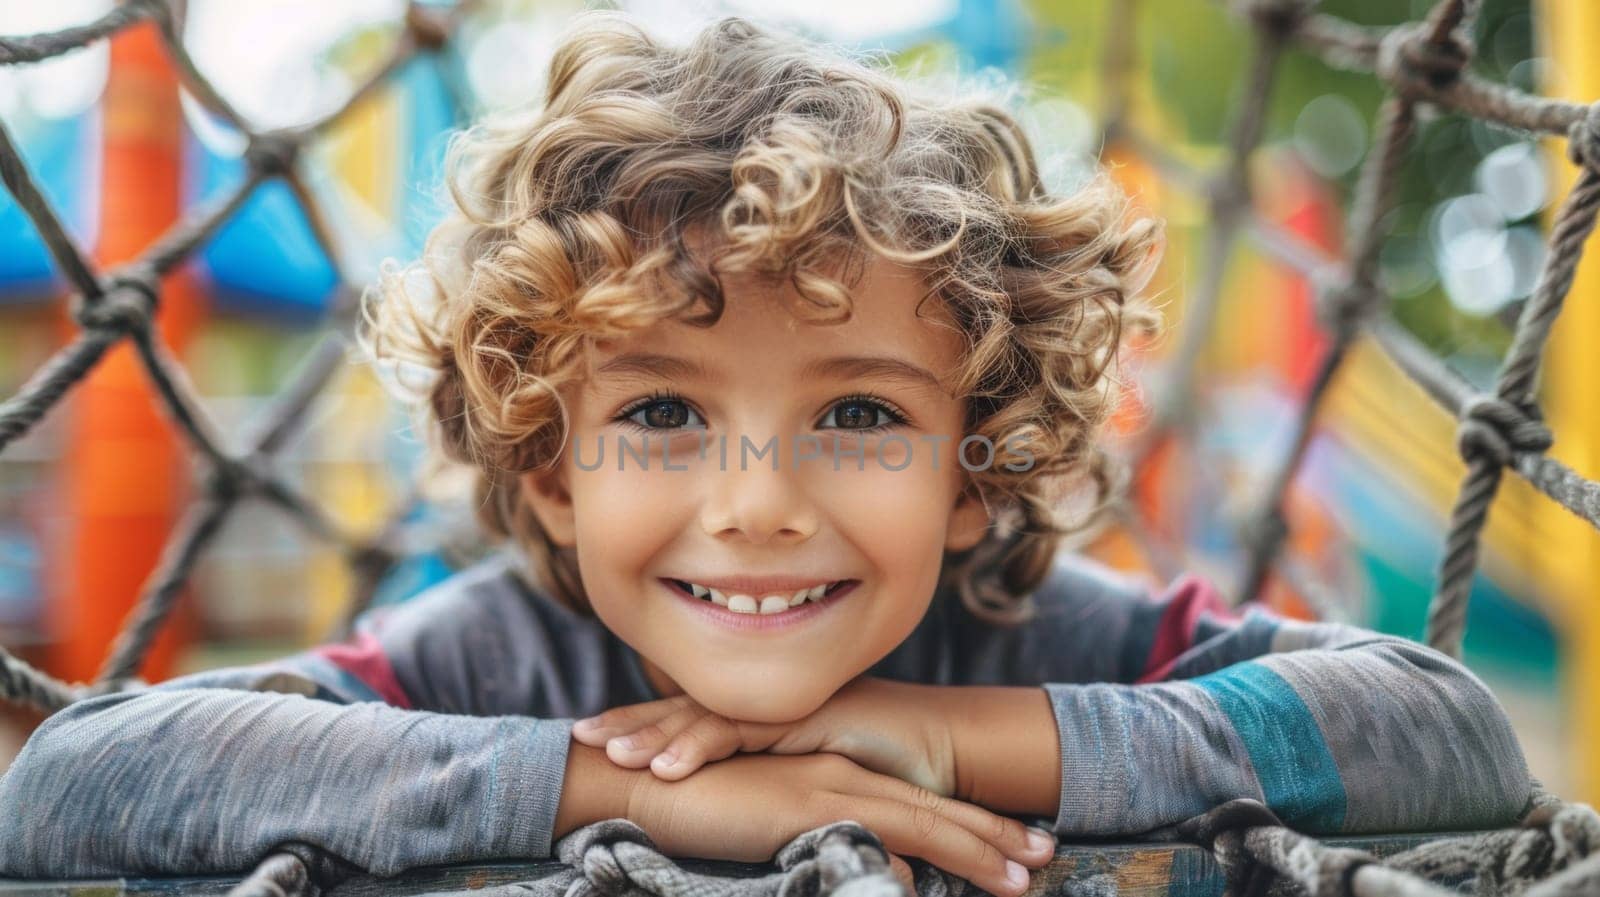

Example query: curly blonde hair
[361,12,1162,625]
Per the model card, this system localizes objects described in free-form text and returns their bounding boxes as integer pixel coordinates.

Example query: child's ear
[519,465,577,548]
[944,481,991,553]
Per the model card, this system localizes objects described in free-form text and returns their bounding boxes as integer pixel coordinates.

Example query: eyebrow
[593,352,951,395]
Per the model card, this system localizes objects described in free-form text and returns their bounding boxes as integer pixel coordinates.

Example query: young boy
[0,12,1531,897]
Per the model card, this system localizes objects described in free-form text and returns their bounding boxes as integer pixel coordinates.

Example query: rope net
[0,1,1598,895]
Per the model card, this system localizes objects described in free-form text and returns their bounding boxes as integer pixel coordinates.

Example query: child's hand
[625,751,1054,897]
[572,676,956,796]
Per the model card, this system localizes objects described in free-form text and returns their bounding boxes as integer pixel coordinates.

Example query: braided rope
[1234,1,1467,608]
[1179,798,1600,897]
[1129,0,1299,461]
[0,116,100,298]
[0,1,470,717]
[1426,103,1600,656]
[1107,0,1600,651]
[222,852,311,897]
[425,819,914,897]
[1096,0,1600,892]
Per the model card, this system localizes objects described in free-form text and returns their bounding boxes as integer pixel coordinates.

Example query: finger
[886,852,916,894]
[846,766,1056,870]
[894,777,1055,869]
[571,696,693,745]
[606,702,707,767]
[649,713,744,780]
[813,791,1029,897]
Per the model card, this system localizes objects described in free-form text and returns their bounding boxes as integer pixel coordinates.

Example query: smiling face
[519,254,991,722]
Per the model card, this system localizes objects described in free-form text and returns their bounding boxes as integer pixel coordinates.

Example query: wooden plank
[0,832,1476,896]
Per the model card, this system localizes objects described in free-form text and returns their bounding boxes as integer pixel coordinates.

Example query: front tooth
[759,595,790,614]
[708,588,729,606]
[690,582,709,599]
[727,593,758,614]
[805,583,829,601]
[789,589,808,607]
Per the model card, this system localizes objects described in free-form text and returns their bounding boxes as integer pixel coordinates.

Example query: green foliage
[1022,0,1538,368]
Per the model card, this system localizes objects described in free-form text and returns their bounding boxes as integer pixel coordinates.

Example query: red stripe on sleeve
[312,629,414,709]
[1135,575,1240,684]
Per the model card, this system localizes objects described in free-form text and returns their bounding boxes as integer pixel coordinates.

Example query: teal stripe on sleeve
[1192,661,1347,831]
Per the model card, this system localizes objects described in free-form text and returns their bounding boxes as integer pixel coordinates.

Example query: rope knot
[1455,395,1552,468]
[1489,801,1600,891]
[1546,803,1600,870]
[548,818,905,896]
[1307,845,1377,897]
[1315,277,1381,338]
[1230,0,1312,38]
[774,820,903,896]
[74,270,156,333]
[1175,799,1287,897]
[404,4,451,51]
[247,131,302,177]
[1176,799,1285,852]
[1376,22,1473,101]
[555,817,658,895]
[203,460,258,503]
[1566,103,1600,170]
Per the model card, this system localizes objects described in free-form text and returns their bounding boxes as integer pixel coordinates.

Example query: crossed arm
[574,572,1534,837]
[0,560,1533,884]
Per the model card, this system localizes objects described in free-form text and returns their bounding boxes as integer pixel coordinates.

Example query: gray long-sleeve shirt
[0,548,1532,878]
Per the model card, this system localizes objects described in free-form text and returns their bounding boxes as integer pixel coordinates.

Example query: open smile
[658,577,860,632]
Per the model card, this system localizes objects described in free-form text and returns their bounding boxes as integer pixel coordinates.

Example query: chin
[689,678,834,724]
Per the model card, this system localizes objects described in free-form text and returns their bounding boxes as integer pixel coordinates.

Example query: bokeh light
[180,0,406,147]
[0,1,112,121]
[1293,94,1367,179]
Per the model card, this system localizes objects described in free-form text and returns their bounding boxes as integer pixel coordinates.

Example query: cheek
[804,443,960,579]
[567,459,693,582]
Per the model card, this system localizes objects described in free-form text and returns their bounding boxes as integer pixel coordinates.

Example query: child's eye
[614,390,706,432]
[611,391,908,434]
[819,394,909,433]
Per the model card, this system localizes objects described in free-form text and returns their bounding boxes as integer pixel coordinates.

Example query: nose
[699,448,820,545]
